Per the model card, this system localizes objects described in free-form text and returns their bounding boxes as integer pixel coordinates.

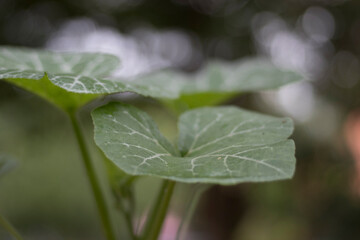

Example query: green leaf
[0,155,16,177]
[185,59,302,94]
[92,103,295,185]
[135,59,303,110]
[1,73,98,111]
[0,46,179,112]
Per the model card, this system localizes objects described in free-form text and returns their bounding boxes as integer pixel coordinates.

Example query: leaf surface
[0,47,178,111]
[92,103,295,184]
[186,59,301,93]
[135,59,303,109]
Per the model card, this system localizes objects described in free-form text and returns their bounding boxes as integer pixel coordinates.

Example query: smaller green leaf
[135,59,303,110]
[0,155,16,177]
[185,59,301,94]
[92,103,296,185]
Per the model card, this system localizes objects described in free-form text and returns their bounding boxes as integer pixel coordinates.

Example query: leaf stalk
[69,111,117,240]
[176,184,209,240]
[141,180,175,240]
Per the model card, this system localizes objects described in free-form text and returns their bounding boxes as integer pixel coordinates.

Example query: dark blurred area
[1,0,360,239]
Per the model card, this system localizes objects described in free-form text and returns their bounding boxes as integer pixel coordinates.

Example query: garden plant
[0,46,302,240]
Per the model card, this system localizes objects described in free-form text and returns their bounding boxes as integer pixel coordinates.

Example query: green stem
[176,184,209,240]
[142,180,175,240]
[114,188,136,240]
[0,214,23,240]
[69,112,117,240]
[123,207,136,240]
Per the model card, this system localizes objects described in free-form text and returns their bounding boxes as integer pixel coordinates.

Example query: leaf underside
[92,103,295,185]
[0,47,179,111]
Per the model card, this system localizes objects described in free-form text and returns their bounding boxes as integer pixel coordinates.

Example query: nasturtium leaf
[184,59,302,94]
[0,155,16,177]
[0,46,179,112]
[92,103,295,185]
[134,59,303,110]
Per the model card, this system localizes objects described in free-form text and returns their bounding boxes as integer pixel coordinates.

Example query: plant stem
[142,180,175,240]
[0,214,23,240]
[176,184,209,240]
[114,188,136,240]
[123,207,136,240]
[69,112,117,240]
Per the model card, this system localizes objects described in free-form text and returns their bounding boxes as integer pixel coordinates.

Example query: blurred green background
[1,0,360,239]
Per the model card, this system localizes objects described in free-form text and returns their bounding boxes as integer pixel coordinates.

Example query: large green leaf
[0,47,179,112]
[0,47,302,112]
[135,59,303,110]
[0,155,16,177]
[92,103,295,185]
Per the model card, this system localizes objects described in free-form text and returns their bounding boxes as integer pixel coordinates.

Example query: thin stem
[114,188,136,240]
[69,111,117,240]
[0,214,23,240]
[176,184,209,240]
[142,180,175,240]
[106,155,137,239]
[123,207,136,240]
